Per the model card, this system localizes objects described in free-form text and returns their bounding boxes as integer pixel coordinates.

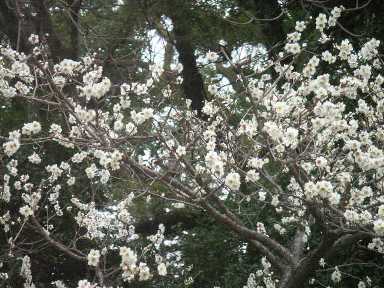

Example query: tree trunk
[166,0,206,113]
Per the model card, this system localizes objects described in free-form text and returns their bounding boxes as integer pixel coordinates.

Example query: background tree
[1,1,384,288]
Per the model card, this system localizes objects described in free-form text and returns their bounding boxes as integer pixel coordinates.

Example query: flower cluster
[1,6,384,287]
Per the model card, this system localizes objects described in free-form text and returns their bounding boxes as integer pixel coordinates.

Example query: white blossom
[225,172,241,191]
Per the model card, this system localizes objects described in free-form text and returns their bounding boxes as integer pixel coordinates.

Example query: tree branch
[30,216,86,262]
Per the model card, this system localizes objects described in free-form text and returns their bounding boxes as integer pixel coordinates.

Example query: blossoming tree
[1,3,384,288]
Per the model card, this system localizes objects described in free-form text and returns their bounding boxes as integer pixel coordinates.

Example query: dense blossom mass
[0,4,384,288]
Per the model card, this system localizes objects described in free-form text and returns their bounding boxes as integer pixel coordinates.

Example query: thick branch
[280,233,338,288]
[202,201,294,266]
[291,229,306,262]
[123,158,294,268]
[325,232,371,261]
[249,239,286,272]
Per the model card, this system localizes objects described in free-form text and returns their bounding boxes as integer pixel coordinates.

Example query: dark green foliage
[181,215,257,288]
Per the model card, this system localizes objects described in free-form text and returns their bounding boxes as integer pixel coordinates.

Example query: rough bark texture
[280,233,338,288]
